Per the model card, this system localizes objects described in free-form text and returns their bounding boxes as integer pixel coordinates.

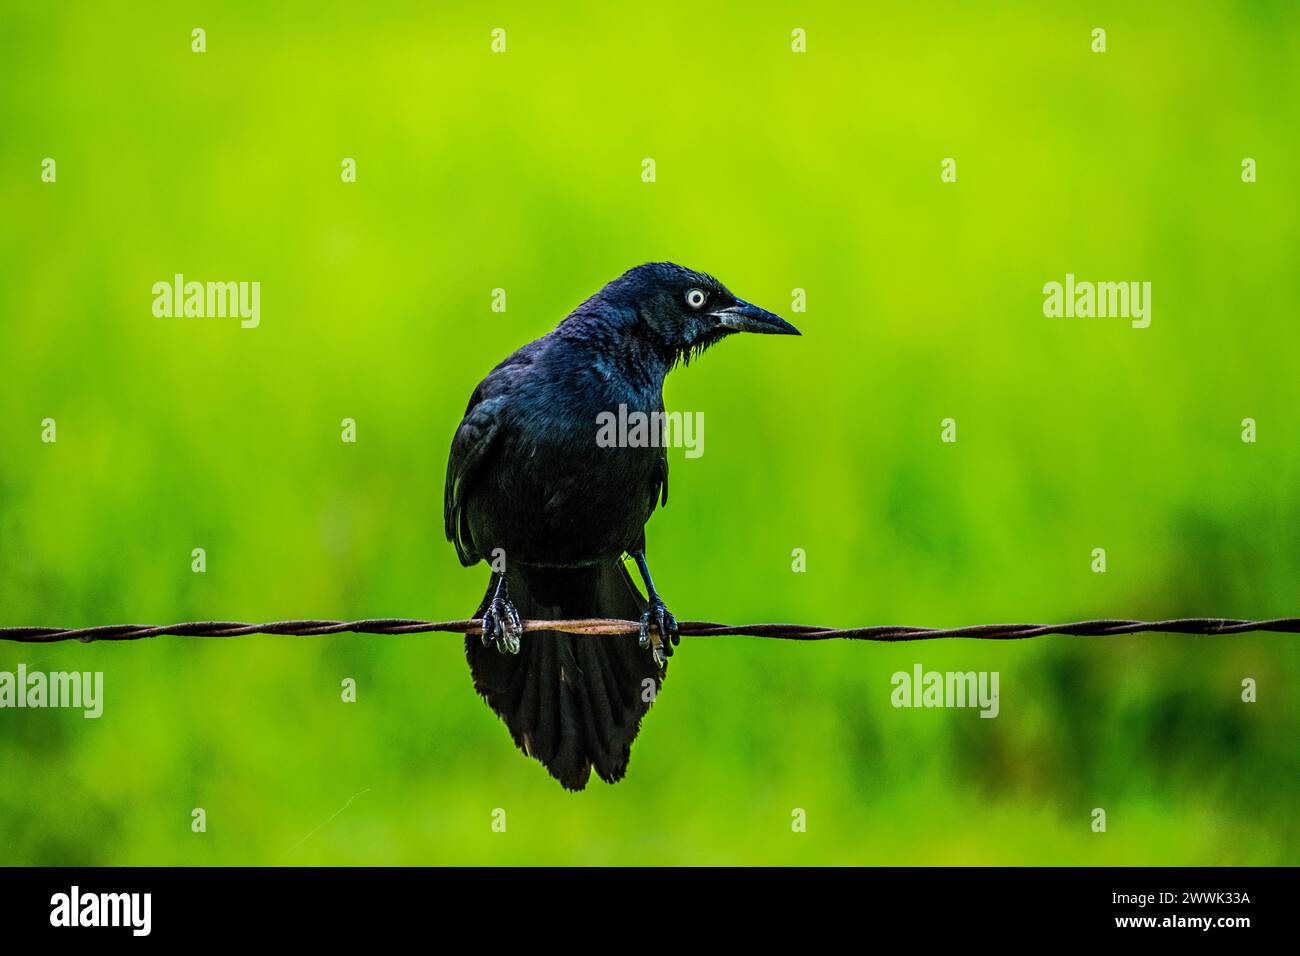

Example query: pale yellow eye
[685,288,707,309]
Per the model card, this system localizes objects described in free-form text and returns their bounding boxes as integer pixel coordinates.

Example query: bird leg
[630,550,679,665]
[481,574,522,654]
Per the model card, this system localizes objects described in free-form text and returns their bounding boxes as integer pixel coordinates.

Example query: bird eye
[685,289,708,309]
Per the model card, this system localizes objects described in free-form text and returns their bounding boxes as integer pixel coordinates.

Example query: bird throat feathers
[672,327,734,369]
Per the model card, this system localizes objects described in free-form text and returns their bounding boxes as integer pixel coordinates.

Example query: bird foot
[639,597,680,666]
[482,592,522,654]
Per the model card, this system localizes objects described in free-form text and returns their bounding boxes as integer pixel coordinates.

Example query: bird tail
[465,561,663,790]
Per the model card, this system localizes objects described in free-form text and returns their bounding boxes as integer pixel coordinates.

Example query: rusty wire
[1,616,1297,645]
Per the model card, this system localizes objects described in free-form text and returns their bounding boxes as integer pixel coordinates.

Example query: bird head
[604,262,800,364]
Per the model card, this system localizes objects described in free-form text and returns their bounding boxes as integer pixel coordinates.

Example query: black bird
[444,262,799,789]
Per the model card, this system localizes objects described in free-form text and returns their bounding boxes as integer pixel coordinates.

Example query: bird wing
[444,347,540,565]
[650,394,669,511]
[444,391,506,566]
[653,451,669,510]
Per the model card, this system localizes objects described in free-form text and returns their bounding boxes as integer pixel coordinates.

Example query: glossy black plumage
[444,262,798,788]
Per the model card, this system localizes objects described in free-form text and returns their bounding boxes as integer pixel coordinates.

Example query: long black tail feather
[465,561,664,790]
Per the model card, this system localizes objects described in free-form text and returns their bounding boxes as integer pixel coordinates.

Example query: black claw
[640,597,677,663]
[482,582,522,655]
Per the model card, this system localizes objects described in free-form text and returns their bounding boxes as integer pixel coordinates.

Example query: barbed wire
[1,616,1297,644]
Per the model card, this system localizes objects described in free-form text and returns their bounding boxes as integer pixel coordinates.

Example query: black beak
[715,299,801,336]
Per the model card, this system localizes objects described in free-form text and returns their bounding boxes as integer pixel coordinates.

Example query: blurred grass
[1,0,1297,864]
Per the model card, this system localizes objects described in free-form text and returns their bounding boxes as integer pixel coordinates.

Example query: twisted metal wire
[2,616,1297,644]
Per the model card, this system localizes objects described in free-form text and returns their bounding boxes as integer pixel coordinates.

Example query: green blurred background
[2,1,1297,865]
